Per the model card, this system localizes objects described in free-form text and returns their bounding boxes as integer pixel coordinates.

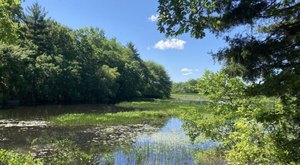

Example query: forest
[172,79,198,94]
[0,2,172,106]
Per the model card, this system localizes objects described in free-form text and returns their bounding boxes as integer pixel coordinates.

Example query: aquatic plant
[0,149,43,165]
[49,100,204,126]
[43,139,92,165]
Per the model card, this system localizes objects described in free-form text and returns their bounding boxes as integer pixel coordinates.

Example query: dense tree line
[172,79,198,94]
[158,0,299,164]
[0,2,171,105]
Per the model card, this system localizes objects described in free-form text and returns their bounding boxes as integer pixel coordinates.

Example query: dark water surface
[0,104,126,120]
[0,105,153,153]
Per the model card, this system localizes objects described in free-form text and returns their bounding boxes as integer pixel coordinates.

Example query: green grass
[170,93,207,103]
[50,110,173,126]
[49,99,204,126]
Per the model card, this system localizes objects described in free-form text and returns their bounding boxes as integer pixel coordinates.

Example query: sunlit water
[99,118,218,165]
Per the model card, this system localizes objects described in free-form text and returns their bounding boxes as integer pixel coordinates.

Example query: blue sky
[22,0,227,82]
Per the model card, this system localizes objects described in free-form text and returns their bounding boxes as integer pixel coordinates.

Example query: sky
[22,0,227,82]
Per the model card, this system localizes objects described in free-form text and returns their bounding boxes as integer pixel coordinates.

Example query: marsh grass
[49,99,204,126]
[170,93,208,103]
[50,110,172,126]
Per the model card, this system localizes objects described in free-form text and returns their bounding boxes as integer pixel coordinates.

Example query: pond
[0,105,218,164]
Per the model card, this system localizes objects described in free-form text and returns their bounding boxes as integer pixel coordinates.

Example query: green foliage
[143,61,172,98]
[157,0,300,104]
[43,140,92,165]
[172,79,198,94]
[23,3,51,54]
[50,111,169,126]
[0,149,43,165]
[1,139,92,165]
[0,0,22,44]
[171,93,206,104]
[182,71,299,164]
[158,1,300,163]
[157,0,298,38]
[0,3,172,105]
[194,149,224,165]
[0,44,32,102]
[49,100,199,126]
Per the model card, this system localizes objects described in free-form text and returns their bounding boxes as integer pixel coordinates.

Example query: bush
[0,149,43,165]
[182,71,299,164]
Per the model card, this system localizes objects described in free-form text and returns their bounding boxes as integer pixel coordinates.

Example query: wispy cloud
[180,68,199,76]
[148,14,159,22]
[154,39,186,50]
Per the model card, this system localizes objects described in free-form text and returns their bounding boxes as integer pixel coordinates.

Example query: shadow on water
[0,104,131,120]
[98,118,218,165]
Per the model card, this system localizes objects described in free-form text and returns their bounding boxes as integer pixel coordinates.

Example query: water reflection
[99,118,218,165]
[0,104,127,120]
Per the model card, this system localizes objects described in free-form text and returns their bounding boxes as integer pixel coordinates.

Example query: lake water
[99,118,218,165]
[0,105,218,164]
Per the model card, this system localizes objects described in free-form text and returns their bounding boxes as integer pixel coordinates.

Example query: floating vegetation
[49,100,204,126]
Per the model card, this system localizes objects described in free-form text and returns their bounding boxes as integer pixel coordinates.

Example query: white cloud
[154,39,186,50]
[180,68,200,76]
[148,14,159,22]
[181,68,194,76]
[146,46,151,50]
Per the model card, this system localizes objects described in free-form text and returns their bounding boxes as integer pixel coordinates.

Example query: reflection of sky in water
[99,118,218,165]
[161,118,185,133]
[135,118,191,146]
[135,118,218,149]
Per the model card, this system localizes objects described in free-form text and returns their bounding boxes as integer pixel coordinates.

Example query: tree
[1,2,173,105]
[172,79,198,94]
[143,61,172,98]
[157,0,300,104]
[0,44,32,104]
[46,20,81,103]
[0,0,22,44]
[157,1,300,163]
[182,71,298,163]
[23,2,51,54]
[115,43,148,100]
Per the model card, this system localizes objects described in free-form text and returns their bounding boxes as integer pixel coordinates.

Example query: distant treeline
[172,79,198,94]
[0,3,172,105]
